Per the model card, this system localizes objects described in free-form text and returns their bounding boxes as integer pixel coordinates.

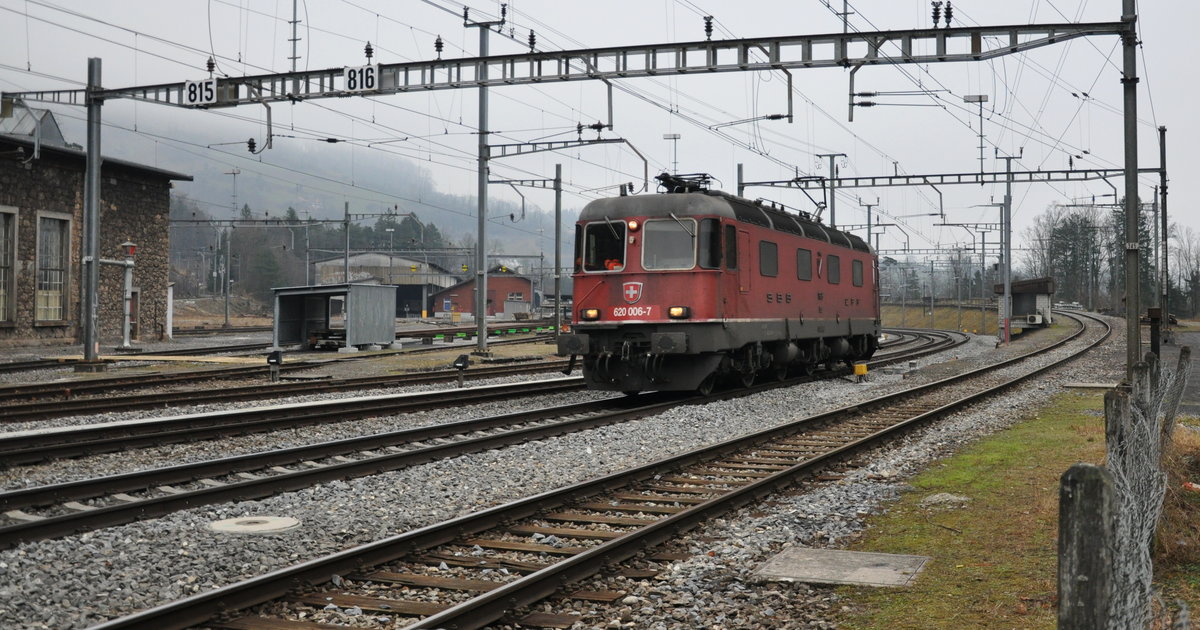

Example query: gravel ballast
[0,318,1119,629]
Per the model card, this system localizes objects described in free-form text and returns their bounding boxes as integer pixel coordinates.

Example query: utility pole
[859,197,879,250]
[996,150,1021,345]
[1121,0,1141,379]
[1159,126,1169,342]
[817,153,846,227]
[554,163,563,339]
[963,94,988,178]
[929,258,935,330]
[81,58,103,367]
[223,167,240,328]
[465,6,505,355]
[289,0,301,72]
[343,201,350,283]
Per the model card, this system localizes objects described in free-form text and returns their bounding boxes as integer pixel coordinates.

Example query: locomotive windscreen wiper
[603,216,621,240]
[669,212,695,237]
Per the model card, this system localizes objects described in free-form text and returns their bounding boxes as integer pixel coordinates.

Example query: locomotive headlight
[626,220,640,232]
[668,306,690,319]
[581,308,601,321]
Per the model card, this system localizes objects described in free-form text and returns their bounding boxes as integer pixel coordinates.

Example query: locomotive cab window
[852,259,863,287]
[796,248,812,281]
[759,241,778,277]
[582,220,627,272]
[827,254,841,284]
[642,217,696,270]
[698,218,721,269]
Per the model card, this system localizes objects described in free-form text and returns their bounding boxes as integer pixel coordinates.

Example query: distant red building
[429,268,533,317]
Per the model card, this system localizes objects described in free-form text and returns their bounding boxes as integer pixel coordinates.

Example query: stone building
[0,106,191,348]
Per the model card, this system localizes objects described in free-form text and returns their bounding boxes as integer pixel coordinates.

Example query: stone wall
[0,140,177,349]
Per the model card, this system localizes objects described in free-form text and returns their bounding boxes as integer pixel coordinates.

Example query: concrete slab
[754,548,929,587]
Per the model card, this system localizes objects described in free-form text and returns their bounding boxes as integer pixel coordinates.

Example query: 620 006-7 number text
[612,306,653,318]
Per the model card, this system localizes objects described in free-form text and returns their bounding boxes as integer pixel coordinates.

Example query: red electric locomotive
[558,174,880,394]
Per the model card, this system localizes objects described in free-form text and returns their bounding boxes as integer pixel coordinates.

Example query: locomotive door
[737,230,751,294]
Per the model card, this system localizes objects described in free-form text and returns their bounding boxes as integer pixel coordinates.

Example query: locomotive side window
[582,221,626,272]
[796,248,812,281]
[573,225,583,272]
[852,259,864,287]
[759,241,778,277]
[699,219,721,269]
[724,224,737,270]
[642,218,697,270]
[827,254,841,284]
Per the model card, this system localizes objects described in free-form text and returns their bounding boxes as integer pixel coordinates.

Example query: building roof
[0,106,191,181]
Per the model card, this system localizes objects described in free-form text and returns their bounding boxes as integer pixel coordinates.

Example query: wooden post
[1058,463,1115,629]
[1162,347,1192,447]
[1105,388,1129,455]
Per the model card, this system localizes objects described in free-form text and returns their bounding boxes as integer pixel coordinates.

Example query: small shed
[995,277,1055,329]
[272,284,397,351]
[429,269,534,319]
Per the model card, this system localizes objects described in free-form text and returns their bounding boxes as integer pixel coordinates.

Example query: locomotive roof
[578,190,871,254]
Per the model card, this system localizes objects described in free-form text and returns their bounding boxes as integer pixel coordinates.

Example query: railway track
[0,360,570,422]
[0,334,553,405]
[0,330,965,550]
[83,314,1105,629]
[0,329,930,421]
[0,343,276,374]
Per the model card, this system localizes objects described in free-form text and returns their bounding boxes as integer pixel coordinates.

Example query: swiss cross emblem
[622,282,643,304]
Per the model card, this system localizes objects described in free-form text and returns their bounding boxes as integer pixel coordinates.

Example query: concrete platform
[754,548,929,587]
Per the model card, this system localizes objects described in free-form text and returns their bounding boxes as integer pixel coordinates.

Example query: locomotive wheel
[799,362,815,377]
[696,373,717,396]
[773,364,788,382]
[739,371,756,388]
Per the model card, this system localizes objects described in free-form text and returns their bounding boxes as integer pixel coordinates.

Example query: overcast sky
[0,0,1192,259]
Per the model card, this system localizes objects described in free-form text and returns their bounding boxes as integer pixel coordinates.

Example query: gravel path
[0,319,1115,629]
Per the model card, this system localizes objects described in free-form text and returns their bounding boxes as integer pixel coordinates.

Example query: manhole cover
[208,515,301,534]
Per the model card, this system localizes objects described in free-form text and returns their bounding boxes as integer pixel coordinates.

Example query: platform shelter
[271,284,397,352]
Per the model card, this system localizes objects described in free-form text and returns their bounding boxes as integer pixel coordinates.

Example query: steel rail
[0,334,552,404]
[82,318,1089,630]
[0,331,965,546]
[0,360,571,422]
[407,313,1110,629]
[0,378,586,465]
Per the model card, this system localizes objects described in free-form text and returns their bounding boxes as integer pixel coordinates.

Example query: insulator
[364,41,374,61]
[704,16,714,40]
[206,56,215,74]
[500,3,507,20]
[944,2,953,26]
[247,138,256,153]
[435,35,444,58]
[931,1,942,25]
[576,122,583,138]
[528,30,536,52]
[463,7,469,22]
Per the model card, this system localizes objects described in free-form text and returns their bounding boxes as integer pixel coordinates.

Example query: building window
[0,208,14,323]
[827,254,841,285]
[759,241,778,277]
[36,215,70,322]
[507,291,525,301]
